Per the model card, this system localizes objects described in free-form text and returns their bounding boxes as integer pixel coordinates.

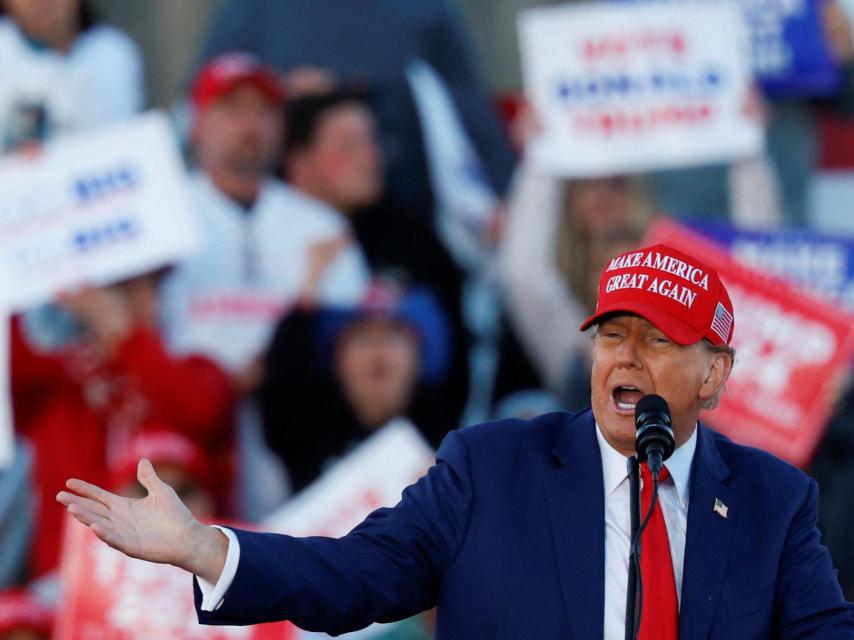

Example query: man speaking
[58,244,854,638]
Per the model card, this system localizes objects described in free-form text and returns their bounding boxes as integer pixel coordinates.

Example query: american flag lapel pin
[713,498,728,519]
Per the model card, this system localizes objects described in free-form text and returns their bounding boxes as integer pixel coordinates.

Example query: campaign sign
[644,218,854,467]
[742,0,840,98]
[263,420,435,640]
[0,112,201,311]
[518,2,762,177]
[263,419,434,538]
[687,219,854,311]
[55,516,295,640]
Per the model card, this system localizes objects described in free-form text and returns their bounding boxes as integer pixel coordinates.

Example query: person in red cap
[58,244,854,638]
[110,430,216,519]
[160,52,370,519]
[578,243,737,460]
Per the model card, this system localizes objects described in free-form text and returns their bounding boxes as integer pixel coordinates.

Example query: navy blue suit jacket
[196,410,854,638]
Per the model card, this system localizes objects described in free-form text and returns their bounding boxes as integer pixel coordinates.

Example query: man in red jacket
[12,272,235,579]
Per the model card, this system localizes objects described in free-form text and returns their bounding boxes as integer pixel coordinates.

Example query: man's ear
[698,350,733,403]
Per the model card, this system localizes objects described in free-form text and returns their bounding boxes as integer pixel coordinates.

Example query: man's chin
[593,413,637,456]
[227,152,269,175]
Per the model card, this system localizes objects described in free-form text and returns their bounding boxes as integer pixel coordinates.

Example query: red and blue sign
[686,219,854,310]
[744,0,841,99]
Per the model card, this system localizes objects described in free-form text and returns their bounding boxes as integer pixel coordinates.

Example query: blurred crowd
[0,0,853,637]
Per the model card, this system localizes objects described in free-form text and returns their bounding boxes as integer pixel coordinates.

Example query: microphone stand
[624,456,641,640]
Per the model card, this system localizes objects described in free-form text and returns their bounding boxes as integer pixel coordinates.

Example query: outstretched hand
[57,459,228,584]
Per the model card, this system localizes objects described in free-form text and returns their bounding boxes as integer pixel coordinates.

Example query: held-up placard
[0,112,201,311]
[262,420,435,640]
[741,0,840,98]
[644,218,854,468]
[55,516,295,640]
[687,219,854,311]
[518,2,763,177]
[263,419,434,538]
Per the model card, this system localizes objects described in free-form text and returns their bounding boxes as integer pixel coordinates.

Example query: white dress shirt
[198,424,699,631]
[197,526,240,612]
[161,174,369,373]
[599,424,696,640]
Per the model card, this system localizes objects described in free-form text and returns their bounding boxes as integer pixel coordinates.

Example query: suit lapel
[545,411,605,640]
[679,425,738,640]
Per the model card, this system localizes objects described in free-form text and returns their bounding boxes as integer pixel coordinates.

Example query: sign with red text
[263,419,434,538]
[55,516,295,640]
[644,218,854,467]
[518,2,762,176]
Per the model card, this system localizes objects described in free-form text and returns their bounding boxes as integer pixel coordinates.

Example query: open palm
[57,459,198,568]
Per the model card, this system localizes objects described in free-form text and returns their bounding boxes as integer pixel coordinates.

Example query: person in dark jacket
[283,90,471,423]
[259,280,455,492]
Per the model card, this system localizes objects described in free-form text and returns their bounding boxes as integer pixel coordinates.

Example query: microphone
[634,394,675,476]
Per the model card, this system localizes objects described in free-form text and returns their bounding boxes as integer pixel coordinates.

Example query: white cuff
[195,525,240,612]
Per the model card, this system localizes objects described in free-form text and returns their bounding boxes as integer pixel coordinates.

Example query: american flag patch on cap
[710,302,733,342]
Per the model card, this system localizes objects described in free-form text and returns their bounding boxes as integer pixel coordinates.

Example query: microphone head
[634,394,670,429]
[634,394,675,464]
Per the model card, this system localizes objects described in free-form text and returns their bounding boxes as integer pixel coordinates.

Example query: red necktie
[638,463,679,640]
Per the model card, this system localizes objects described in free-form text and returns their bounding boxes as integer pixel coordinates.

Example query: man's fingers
[67,502,112,530]
[137,458,165,494]
[65,479,119,508]
[90,522,129,554]
[57,492,112,519]
[58,492,135,557]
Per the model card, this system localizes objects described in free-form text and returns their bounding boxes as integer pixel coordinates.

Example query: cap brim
[579,301,705,345]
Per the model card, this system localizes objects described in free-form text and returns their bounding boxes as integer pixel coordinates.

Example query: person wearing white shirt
[0,0,142,152]
[160,54,369,519]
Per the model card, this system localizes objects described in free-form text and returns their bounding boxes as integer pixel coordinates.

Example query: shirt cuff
[195,525,240,612]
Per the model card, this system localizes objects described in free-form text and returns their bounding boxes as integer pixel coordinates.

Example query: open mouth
[611,385,644,414]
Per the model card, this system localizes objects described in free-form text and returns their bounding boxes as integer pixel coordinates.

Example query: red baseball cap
[191,53,284,112]
[580,243,735,345]
[109,429,213,493]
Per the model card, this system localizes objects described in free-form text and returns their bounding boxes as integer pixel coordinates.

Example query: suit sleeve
[775,478,854,637]
[194,429,473,634]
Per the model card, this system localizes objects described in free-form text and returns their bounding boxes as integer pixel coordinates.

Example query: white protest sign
[0,112,201,311]
[263,420,435,640]
[518,1,763,177]
[263,419,435,538]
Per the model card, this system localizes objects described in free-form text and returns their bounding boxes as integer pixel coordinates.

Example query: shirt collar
[595,422,697,508]
[665,425,696,508]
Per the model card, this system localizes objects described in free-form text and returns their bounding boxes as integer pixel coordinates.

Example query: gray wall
[90,0,224,108]
[458,0,565,93]
[90,0,563,107]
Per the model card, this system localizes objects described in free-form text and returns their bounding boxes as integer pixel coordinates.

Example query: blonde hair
[556,176,653,311]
